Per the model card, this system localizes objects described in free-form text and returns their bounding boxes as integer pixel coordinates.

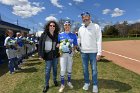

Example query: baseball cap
[64,21,71,25]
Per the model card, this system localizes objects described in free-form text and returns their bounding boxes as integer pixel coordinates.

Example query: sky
[0,0,140,33]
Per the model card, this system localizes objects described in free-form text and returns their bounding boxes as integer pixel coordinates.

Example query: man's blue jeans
[45,58,58,86]
[81,52,98,85]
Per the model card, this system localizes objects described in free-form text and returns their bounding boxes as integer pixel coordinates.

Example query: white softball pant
[60,53,73,76]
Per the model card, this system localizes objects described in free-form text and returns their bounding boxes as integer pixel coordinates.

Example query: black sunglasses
[49,25,55,27]
[81,12,90,16]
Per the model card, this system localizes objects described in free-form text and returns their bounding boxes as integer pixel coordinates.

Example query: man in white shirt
[78,12,102,93]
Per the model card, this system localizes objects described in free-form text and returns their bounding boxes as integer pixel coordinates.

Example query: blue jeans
[81,53,98,85]
[45,58,58,86]
[8,58,15,73]
[13,57,19,70]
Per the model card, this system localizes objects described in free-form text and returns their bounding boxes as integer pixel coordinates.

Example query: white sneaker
[67,82,73,89]
[59,85,65,93]
[93,85,98,93]
[83,83,90,90]
[9,71,15,74]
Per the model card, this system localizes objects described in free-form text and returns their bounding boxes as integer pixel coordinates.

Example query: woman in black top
[38,21,60,93]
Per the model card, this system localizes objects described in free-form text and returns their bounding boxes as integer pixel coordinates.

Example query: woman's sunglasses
[49,25,55,27]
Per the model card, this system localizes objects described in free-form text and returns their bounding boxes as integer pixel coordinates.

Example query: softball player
[58,21,78,92]
[15,32,23,65]
[19,32,26,61]
[4,30,18,74]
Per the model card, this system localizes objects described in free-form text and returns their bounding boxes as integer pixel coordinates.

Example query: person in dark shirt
[38,20,60,93]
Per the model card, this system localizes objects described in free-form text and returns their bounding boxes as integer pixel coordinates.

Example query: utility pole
[0,13,2,21]
[33,26,34,34]
[17,19,19,25]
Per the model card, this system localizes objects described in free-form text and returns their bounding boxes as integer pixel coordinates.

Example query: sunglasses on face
[49,25,55,27]
[81,12,90,17]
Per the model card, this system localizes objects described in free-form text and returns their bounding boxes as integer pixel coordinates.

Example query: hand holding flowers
[7,38,17,50]
[59,39,72,56]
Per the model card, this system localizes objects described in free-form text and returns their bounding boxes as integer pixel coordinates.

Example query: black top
[38,31,59,60]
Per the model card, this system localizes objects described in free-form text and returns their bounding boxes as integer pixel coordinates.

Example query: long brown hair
[44,21,60,36]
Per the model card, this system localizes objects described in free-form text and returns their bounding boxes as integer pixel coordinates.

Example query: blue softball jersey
[58,32,78,46]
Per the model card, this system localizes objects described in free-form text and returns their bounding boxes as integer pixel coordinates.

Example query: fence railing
[127,34,140,37]
[103,34,140,38]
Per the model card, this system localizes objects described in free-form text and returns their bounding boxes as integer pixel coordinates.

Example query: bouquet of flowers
[59,39,72,56]
[21,37,28,44]
[7,38,17,50]
[26,38,34,45]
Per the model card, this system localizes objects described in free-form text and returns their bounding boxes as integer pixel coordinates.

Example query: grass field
[0,53,140,93]
[103,37,140,41]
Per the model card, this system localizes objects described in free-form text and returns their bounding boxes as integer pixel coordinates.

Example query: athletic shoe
[83,83,90,90]
[93,85,98,93]
[59,85,65,93]
[67,82,73,89]
[43,86,49,93]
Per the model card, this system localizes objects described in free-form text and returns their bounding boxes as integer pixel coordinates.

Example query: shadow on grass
[99,79,132,92]
[24,62,42,66]
[68,79,131,92]
[0,60,8,77]
[71,79,85,90]
[97,55,111,63]
[27,58,40,61]
[98,58,111,63]
[17,67,38,73]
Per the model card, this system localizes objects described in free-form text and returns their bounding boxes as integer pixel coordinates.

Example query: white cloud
[102,9,111,14]
[73,0,84,3]
[111,8,125,17]
[32,2,40,6]
[94,3,100,7]
[66,17,70,19]
[68,3,72,6]
[0,0,28,5]
[12,4,45,18]
[45,16,58,22]
[102,8,125,17]
[127,19,140,24]
[0,0,45,18]
[50,0,63,8]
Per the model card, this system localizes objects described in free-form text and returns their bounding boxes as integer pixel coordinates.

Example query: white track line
[102,50,140,63]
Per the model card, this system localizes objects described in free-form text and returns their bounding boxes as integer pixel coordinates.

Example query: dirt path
[102,40,140,75]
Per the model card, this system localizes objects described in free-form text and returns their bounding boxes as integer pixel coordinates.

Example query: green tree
[103,25,119,37]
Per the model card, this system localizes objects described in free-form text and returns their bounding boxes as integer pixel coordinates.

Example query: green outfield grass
[103,37,140,41]
[0,54,140,93]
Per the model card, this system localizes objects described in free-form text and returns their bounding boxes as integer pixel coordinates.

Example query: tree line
[103,21,140,37]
